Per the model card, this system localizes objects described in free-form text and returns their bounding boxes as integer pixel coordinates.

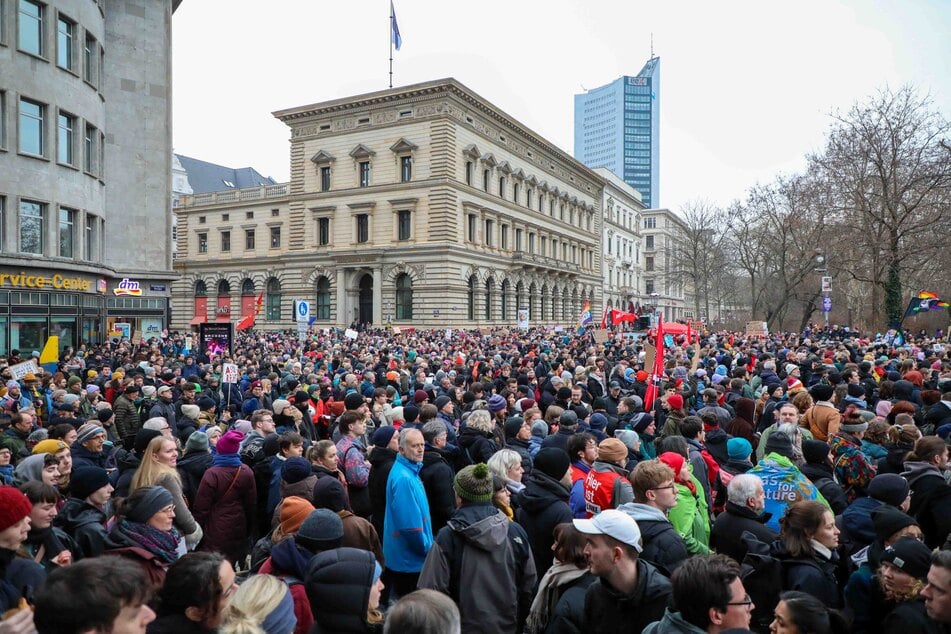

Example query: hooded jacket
[771,539,843,608]
[903,460,951,548]
[419,448,455,534]
[515,469,573,578]
[55,497,109,559]
[643,608,706,634]
[305,547,380,634]
[618,502,688,576]
[383,454,432,573]
[581,558,672,634]
[367,446,397,538]
[418,503,537,634]
[749,453,830,533]
[710,501,777,564]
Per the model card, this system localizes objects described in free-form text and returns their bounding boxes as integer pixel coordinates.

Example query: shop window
[11,317,47,351]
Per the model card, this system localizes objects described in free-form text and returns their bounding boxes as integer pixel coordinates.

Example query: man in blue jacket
[383,427,433,605]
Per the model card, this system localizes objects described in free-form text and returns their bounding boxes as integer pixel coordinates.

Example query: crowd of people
[0,322,950,633]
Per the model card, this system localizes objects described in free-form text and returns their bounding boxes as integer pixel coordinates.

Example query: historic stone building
[596,168,644,317]
[172,78,604,330]
[641,208,694,322]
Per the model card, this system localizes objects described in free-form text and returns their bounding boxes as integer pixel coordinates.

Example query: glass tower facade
[574,57,660,207]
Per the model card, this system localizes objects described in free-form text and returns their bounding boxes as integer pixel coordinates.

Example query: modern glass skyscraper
[574,57,660,207]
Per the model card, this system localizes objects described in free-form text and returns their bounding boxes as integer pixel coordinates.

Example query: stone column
[335,269,348,327]
[372,267,383,325]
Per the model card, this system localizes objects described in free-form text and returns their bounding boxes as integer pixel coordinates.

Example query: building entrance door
[358,274,373,325]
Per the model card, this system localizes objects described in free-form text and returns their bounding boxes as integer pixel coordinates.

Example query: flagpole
[388,3,393,89]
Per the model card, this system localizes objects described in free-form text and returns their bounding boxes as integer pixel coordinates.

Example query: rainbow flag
[577,299,592,335]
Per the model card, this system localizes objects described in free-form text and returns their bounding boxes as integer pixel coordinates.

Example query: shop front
[106,278,170,343]
[0,268,108,354]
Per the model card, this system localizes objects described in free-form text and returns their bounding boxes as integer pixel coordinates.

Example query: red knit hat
[636,370,649,382]
[658,452,685,477]
[0,486,32,531]
[667,394,684,410]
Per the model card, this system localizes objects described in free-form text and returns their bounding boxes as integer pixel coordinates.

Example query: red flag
[255,291,264,315]
[236,314,255,330]
[600,307,608,329]
[644,314,665,412]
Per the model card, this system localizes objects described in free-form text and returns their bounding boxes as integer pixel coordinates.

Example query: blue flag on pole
[390,1,402,50]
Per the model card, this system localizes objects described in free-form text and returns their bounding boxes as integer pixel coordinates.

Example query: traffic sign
[293,299,310,323]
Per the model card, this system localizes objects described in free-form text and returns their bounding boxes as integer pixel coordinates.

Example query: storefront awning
[189,316,207,325]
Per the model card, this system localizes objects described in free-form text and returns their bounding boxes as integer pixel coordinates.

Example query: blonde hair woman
[131,435,201,547]
[219,574,297,634]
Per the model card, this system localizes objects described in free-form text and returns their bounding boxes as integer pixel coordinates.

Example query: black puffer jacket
[581,559,671,633]
[618,503,688,576]
[176,450,212,506]
[419,448,456,534]
[515,470,573,578]
[771,540,842,608]
[710,501,777,565]
[55,498,109,559]
[112,448,141,498]
[799,463,850,515]
[457,426,498,465]
[305,547,380,634]
[367,447,397,538]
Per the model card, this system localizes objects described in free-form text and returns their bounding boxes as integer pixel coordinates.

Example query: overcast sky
[172,0,951,213]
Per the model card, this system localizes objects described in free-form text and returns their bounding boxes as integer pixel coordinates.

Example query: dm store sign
[113,278,143,296]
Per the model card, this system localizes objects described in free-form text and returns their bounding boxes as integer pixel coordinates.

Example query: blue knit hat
[727,437,753,461]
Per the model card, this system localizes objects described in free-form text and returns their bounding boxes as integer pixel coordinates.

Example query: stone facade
[596,168,644,317]
[640,208,694,322]
[172,79,604,330]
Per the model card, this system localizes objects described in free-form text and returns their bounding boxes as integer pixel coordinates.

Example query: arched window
[395,274,413,320]
[467,276,476,320]
[500,280,509,321]
[217,279,230,297]
[241,279,255,296]
[315,277,331,320]
[484,277,493,320]
[195,280,207,296]
[266,277,281,321]
[515,281,524,318]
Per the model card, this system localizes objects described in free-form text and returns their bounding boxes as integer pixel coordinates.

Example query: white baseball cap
[573,509,642,552]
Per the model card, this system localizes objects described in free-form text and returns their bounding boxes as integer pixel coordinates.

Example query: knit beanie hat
[488,394,507,413]
[184,431,209,454]
[847,383,866,399]
[67,375,82,388]
[454,463,494,503]
[70,466,111,500]
[801,440,830,465]
[278,496,315,536]
[598,438,628,464]
[667,394,684,410]
[872,505,918,543]
[503,417,524,439]
[135,428,163,454]
[632,413,655,434]
[312,477,351,513]
[881,536,932,579]
[141,385,156,398]
[868,473,910,507]
[434,395,452,410]
[531,421,548,438]
[589,413,608,431]
[293,391,311,405]
[727,437,753,461]
[197,395,216,410]
[559,410,578,429]
[764,431,794,459]
[282,457,312,484]
[32,439,68,455]
[0,486,32,531]
[217,430,244,455]
[295,508,345,552]
[181,404,201,420]
[413,389,429,404]
[403,404,420,423]
[809,383,834,402]
[344,392,366,410]
[533,448,570,481]
[658,452,686,478]
[76,424,106,445]
[615,430,640,452]
[272,399,292,415]
[371,426,397,449]
[125,486,174,524]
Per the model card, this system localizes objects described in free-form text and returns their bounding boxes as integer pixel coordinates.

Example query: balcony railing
[512,252,581,275]
[176,183,289,208]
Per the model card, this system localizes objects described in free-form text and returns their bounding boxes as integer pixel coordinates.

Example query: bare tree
[677,199,728,320]
[809,85,951,326]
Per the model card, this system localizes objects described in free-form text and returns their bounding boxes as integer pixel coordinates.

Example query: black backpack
[739,531,784,631]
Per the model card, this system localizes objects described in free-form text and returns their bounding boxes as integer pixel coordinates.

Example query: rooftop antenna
[650,33,654,58]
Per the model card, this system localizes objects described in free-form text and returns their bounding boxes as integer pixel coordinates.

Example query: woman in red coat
[193,430,256,565]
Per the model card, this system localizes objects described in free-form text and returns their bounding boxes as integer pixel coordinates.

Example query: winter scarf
[113,520,181,564]
[526,561,589,634]
[269,537,312,580]
[212,453,242,468]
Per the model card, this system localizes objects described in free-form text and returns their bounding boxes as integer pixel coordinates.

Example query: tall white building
[596,168,644,317]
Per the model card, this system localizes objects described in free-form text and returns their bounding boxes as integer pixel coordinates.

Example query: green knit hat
[454,463,494,503]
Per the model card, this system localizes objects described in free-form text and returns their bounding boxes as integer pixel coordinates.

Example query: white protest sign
[345,328,358,340]
[9,360,39,380]
[221,363,239,384]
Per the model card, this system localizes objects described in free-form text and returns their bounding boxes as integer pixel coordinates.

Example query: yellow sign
[0,272,92,291]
